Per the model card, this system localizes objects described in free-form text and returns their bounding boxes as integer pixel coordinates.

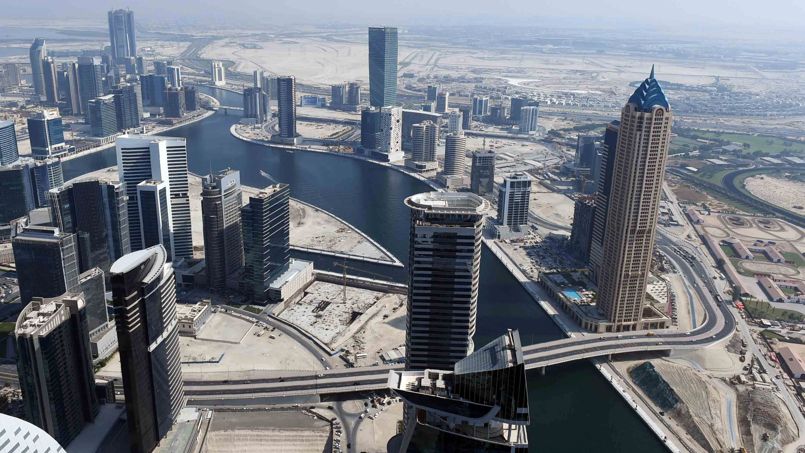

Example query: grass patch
[721,244,738,258]
[677,129,805,156]
[782,252,805,268]
[744,298,805,322]
[241,305,264,315]
[761,329,804,344]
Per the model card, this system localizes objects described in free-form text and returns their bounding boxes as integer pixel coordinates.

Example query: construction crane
[332,259,396,304]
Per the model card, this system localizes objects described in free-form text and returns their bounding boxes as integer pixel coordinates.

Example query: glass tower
[368,27,398,107]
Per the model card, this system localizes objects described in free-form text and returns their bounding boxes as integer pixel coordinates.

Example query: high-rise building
[509,97,529,122]
[360,107,382,151]
[442,132,466,177]
[276,76,297,139]
[49,179,130,274]
[116,136,192,259]
[41,57,59,106]
[576,135,598,170]
[27,110,66,159]
[3,63,21,87]
[29,38,47,99]
[447,110,463,134]
[141,74,167,107]
[347,82,361,106]
[377,106,403,161]
[589,120,620,275]
[497,172,532,231]
[184,86,198,112]
[331,83,346,106]
[459,105,472,131]
[14,293,98,446]
[12,226,79,304]
[243,86,269,123]
[88,94,119,137]
[368,27,398,107]
[470,150,495,197]
[211,61,225,86]
[136,180,174,260]
[163,86,185,118]
[425,85,438,102]
[77,267,108,333]
[404,192,488,370]
[471,96,489,117]
[0,164,35,223]
[411,121,437,163]
[570,195,596,262]
[153,60,169,76]
[112,83,141,130]
[166,65,182,88]
[108,9,137,62]
[77,57,104,115]
[64,62,82,116]
[435,91,449,113]
[595,68,672,330]
[30,158,64,207]
[519,105,539,134]
[0,120,19,166]
[241,184,290,304]
[109,245,184,453]
[202,169,243,291]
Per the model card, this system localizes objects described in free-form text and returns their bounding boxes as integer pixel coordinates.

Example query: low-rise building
[177,300,212,337]
[779,346,805,380]
[268,259,314,303]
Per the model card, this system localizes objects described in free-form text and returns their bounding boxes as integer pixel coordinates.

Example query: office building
[184,86,198,111]
[497,173,532,236]
[136,180,173,260]
[112,83,141,130]
[77,57,104,115]
[459,105,472,130]
[378,106,403,161]
[347,82,361,106]
[519,105,539,134]
[49,179,130,274]
[595,67,672,330]
[470,150,495,197]
[30,158,64,207]
[447,110,463,134]
[401,109,441,150]
[29,38,47,99]
[426,85,438,102]
[88,95,119,137]
[109,245,184,453]
[166,65,182,88]
[63,62,82,115]
[41,57,59,106]
[211,61,225,86]
[390,330,529,451]
[78,267,108,333]
[589,121,619,275]
[153,60,169,76]
[570,195,596,262]
[331,83,346,106]
[14,293,98,446]
[276,76,297,140]
[441,132,466,188]
[116,136,192,259]
[368,27,398,107]
[3,63,21,87]
[435,91,449,113]
[27,110,66,159]
[141,74,167,107]
[0,120,19,165]
[108,9,136,61]
[164,87,185,118]
[576,135,598,170]
[241,184,291,304]
[360,107,382,151]
[12,226,79,304]
[0,164,35,223]
[243,86,269,123]
[411,121,437,163]
[471,96,489,117]
[509,97,534,122]
[404,192,488,370]
[201,169,243,291]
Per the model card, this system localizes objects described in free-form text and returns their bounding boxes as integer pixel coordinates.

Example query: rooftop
[627,66,670,112]
[405,191,489,214]
[15,296,84,337]
[109,244,166,277]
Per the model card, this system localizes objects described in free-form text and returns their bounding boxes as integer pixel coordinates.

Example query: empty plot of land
[205,411,329,453]
[194,312,253,343]
[530,183,575,228]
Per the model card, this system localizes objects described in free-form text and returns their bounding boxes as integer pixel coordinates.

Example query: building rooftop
[109,244,166,278]
[627,66,670,112]
[15,295,84,337]
[405,191,489,214]
[253,183,289,198]
[779,346,805,377]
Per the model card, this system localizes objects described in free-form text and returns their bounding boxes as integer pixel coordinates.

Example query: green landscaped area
[743,298,805,322]
[674,128,805,157]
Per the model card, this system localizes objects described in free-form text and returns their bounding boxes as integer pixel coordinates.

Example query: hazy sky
[5,0,805,35]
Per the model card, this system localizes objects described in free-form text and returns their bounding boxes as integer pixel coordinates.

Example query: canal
[62,90,666,452]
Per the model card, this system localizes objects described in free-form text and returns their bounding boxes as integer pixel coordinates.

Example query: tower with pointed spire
[595,67,672,331]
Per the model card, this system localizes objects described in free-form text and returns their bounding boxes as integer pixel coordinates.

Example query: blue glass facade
[368,27,398,107]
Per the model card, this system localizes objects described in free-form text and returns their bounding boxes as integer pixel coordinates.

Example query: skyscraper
[442,132,466,177]
[471,96,489,117]
[570,195,596,262]
[459,105,472,131]
[49,179,130,274]
[30,158,64,207]
[211,61,226,86]
[29,38,47,99]
[27,110,66,159]
[497,172,532,232]
[470,150,495,197]
[376,106,403,162]
[589,120,620,275]
[276,76,297,140]
[166,65,182,88]
[347,82,361,106]
[0,120,19,166]
[596,67,672,331]
[447,110,463,134]
[241,184,290,304]
[116,136,192,259]
[108,9,137,62]
[109,245,184,453]
[576,135,598,170]
[163,86,186,118]
[435,91,449,113]
[519,105,539,134]
[0,164,35,223]
[141,74,167,107]
[426,85,438,102]
[136,180,174,260]
[331,83,347,106]
[41,57,59,106]
[77,57,104,115]
[411,121,437,163]
[368,27,398,107]
[64,62,82,115]
[404,192,488,370]
[14,293,98,446]
[243,86,269,123]
[12,226,79,305]
[184,86,198,112]
[112,83,141,130]
[202,169,244,291]
[88,94,119,137]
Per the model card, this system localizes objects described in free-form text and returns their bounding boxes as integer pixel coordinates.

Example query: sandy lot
[745,175,805,215]
[530,182,575,228]
[205,410,330,453]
